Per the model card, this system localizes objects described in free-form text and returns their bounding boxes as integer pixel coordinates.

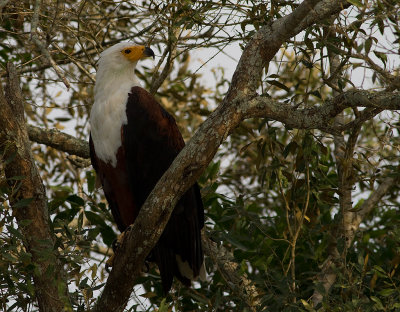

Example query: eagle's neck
[90,64,141,167]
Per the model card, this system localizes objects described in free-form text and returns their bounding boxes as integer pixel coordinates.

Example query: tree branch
[30,0,70,89]
[27,125,90,159]
[242,90,399,133]
[202,233,261,311]
[311,174,397,306]
[149,26,179,94]
[314,25,350,306]
[0,63,71,311]
[26,91,399,161]
[349,175,397,237]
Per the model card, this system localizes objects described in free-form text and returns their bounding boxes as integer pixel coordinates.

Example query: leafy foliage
[1,0,399,311]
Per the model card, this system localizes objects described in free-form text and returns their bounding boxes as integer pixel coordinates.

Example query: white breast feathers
[90,43,141,167]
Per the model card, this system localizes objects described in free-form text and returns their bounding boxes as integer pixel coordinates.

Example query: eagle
[89,42,205,292]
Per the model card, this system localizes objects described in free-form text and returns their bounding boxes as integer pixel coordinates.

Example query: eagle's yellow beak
[121,46,155,62]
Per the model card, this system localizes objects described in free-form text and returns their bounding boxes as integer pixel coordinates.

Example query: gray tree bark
[0,64,72,311]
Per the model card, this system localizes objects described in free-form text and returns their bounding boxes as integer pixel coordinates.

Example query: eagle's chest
[90,88,130,167]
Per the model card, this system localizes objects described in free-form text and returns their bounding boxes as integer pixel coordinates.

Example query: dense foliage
[0,0,399,311]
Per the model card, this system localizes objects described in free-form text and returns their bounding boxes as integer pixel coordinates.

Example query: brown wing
[123,86,204,293]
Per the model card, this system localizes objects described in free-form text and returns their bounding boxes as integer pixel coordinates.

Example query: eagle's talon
[123,224,133,236]
[112,230,128,251]
[107,230,129,272]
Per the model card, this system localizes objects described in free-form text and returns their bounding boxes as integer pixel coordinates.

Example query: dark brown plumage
[90,86,204,292]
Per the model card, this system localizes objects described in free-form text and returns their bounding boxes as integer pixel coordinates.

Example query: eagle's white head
[95,42,155,92]
[97,42,155,73]
[90,42,155,167]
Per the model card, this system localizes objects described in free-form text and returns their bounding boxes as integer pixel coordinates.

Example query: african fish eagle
[89,42,205,292]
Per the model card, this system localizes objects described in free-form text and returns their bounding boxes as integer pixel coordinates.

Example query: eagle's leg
[105,225,133,272]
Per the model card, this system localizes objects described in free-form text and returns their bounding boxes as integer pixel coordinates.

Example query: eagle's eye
[124,49,131,54]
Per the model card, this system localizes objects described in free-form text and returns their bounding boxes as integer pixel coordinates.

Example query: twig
[30,0,71,89]
[150,25,179,94]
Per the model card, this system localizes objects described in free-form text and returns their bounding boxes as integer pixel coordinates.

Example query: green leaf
[189,291,210,304]
[8,175,26,181]
[374,51,387,67]
[54,207,79,222]
[55,117,71,122]
[19,219,33,226]
[283,141,298,158]
[86,171,96,193]
[267,80,290,92]
[304,38,314,50]
[7,225,24,240]
[158,298,169,312]
[301,299,315,311]
[373,265,387,274]
[77,211,83,232]
[364,38,372,54]
[67,194,85,207]
[221,232,249,251]
[346,0,363,7]
[79,277,89,289]
[100,225,116,246]
[87,227,101,241]
[207,161,220,180]
[370,296,385,310]
[310,90,321,99]
[85,211,106,227]
[379,288,395,297]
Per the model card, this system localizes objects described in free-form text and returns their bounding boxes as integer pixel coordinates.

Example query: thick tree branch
[26,91,399,161]
[242,90,399,133]
[0,63,71,311]
[28,125,90,158]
